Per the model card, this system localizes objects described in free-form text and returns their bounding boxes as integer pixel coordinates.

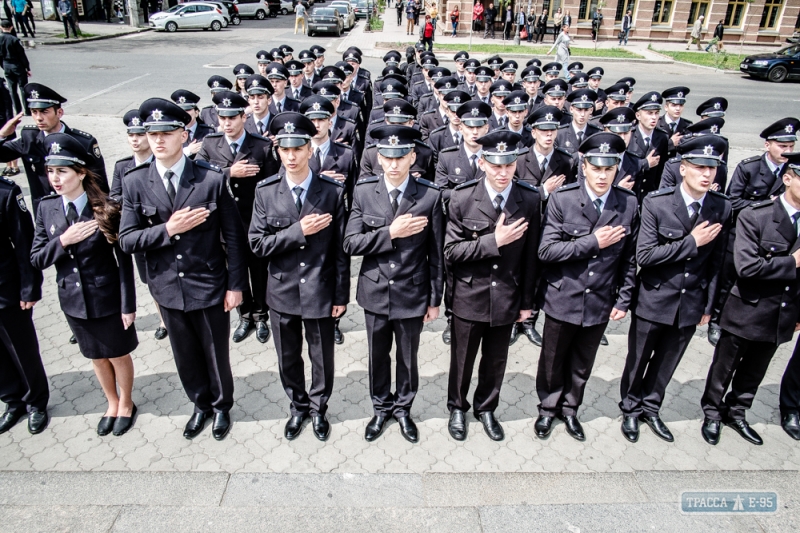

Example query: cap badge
[239,68,246,75]
[30,90,39,99]
[320,88,328,95]
[453,96,461,103]
[312,102,321,111]
[650,94,658,102]
[677,91,684,98]
[178,96,187,104]
[579,77,585,83]
[393,106,402,114]
[386,85,394,92]
[252,80,260,87]
[545,113,554,122]
[496,142,508,152]
[714,102,721,110]
[388,135,400,146]
[213,81,220,88]
[328,72,335,78]
[625,80,632,86]
[222,98,231,107]
[598,143,610,154]
[703,145,714,156]
[617,114,625,123]
[284,122,296,133]
[152,109,163,121]
[580,95,588,102]
[514,97,521,104]
[618,89,625,95]
[131,117,141,126]
[260,54,266,60]
[455,167,461,174]
[786,125,795,133]
[50,142,61,154]
[471,108,480,117]
[710,125,719,134]
[271,68,278,74]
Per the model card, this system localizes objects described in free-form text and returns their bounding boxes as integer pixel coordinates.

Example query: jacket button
[492,264,498,269]
[389,280,394,285]
[685,273,689,277]
[390,263,396,268]
[786,287,790,291]
[782,302,787,307]
[771,247,775,251]
[668,233,672,237]
[585,288,590,293]
[76,282,80,287]
[301,278,306,283]
[179,272,184,277]
[73,267,78,272]
[175,235,181,240]
[491,282,497,286]
[592,255,597,259]
[235,197,239,201]
[234,183,238,188]
[70,254,74,259]
[300,246,305,249]
[681,289,686,293]
[300,262,305,266]
[177,254,182,259]
[574,230,578,234]
[589,271,594,276]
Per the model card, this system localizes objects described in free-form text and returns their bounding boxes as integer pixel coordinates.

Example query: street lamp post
[513,3,520,44]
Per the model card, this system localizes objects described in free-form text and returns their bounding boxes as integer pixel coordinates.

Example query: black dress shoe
[640,415,674,442]
[396,415,419,443]
[708,324,721,347]
[312,414,330,441]
[212,411,231,440]
[782,413,800,440]
[621,416,639,443]
[27,411,49,434]
[599,334,609,346]
[701,418,721,445]
[534,415,554,438]
[448,409,466,441]
[0,409,24,434]
[69,334,77,344]
[334,321,344,345]
[478,412,504,441]
[522,322,542,346]
[509,322,521,346]
[97,416,116,436]
[153,326,168,340]
[232,318,254,343]
[442,320,452,345]
[364,415,387,441]
[284,414,308,440]
[113,404,138,437]
[724,418,763,445]
[183,412,209,439]
[255,321,270,344]
[558,414,586,441]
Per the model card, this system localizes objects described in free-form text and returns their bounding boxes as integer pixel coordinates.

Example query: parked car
[149,2,227,32]
[206,1,233,25]
[219,0,241,24]
[280,0,292,14]
[307,6,344,36]
[234,0,272,19]
[788,32,799,44]
[353,0,371,19]
[740,44,800,83]
[328,1,355,29]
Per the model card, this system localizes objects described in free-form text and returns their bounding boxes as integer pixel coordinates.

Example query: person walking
[534,8,546,43]
[294,1,306,34]
[0,19,29,116]
[22,0,34,32]
[450,5,459,37]
[548,23,571,78]
[472,0,483,33]
[405,0,415,35]
[552,7,562,42]
[58,0,80,39]
[422,14,434,51]
[396,0,403,26]
[705,20,725,52]
[687,14,703,50]
[429,3,437,38]
[619,9,631,45]
[10,0,32,38]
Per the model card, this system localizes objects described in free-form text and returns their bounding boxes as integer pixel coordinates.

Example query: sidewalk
[20,19,149,46]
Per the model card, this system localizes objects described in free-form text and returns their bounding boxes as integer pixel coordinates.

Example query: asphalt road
[20,16,800,152]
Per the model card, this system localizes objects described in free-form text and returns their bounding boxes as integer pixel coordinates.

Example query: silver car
[235,0,271,19]
[149,2,227,31]
[329,1,354,29]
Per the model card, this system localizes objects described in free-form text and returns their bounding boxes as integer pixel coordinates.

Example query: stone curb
[23,28,151,47]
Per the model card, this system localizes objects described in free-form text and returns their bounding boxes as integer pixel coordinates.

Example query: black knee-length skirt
[65,313,139,360]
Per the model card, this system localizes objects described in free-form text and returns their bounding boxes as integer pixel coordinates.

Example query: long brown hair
[78,165,122,244]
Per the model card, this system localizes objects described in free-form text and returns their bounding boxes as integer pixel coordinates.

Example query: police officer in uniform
[0,173,48,435]
[243,74,276,137]
[248,112,349,441]
[700,143,800,446]
[628,91,670,200]
[343,125,444,443]
[499,91,533,148]
[487,80,512,130]
[596,106,647,190]
[0,83,107,215]
[299,49,321,87]
[658,86,693,159]
[429,90,471,157]
[557,88,601,156]
[535,133,638,442]
[200,75,234,130]
[659,117,728,192]
[170,90,215,159]
[266,63,301,115]
[445,130,541,442]
[119,98,249,441]
[418,76,458,139]
[198,91,279,345]
[286,60,313,102]
[619,136,730,443]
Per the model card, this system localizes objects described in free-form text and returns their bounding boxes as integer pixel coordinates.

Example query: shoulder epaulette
[364,143,377,149]
[257,174,282,187]
[708,189,729,199]
[613,184,637,195]
[331,141,352,151]
[413,80,425,86]
[415,177,440,190]
[430,125,447,134]
[357,175,379,185]
[371,105,382,110]
[40,192,59,200]
[555,182,580,192]
[369,119,383,125]
[455,179,480,190]
[205,131,224,138]
[194,159,222,173]
[655,126,670,135]
[421,109,436,115]
[22,124,38,130]
[741,155,761,164]
[440,145,459,153]
[750,199,774,209]
[648,187,675,197]
[115,155,133,164]
[625,149,644,159]
[339,116,356,124]
[0,175,14,186]
[202,104,215,110]
[557,123,570,129]
[515,180,538,193]
[414,139,428,148]
[358,70,370,78]
[555,146,572,157]
[123,161,150,175]
[666,155,681,163]
[249,132,270,142]
[318,174,345,188]
[518,147,530,156]
[70,128,94,139]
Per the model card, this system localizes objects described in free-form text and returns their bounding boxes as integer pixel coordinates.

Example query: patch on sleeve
[93,144,102,158]
[16,193,27,212]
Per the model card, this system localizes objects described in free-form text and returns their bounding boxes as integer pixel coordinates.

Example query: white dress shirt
[385,175,410,205]
[679,183,706,218]
[288,170,313,205]
[585,182,611,213]
[485,179,512,210]
[62,191,88,219]
[155,156,187,194]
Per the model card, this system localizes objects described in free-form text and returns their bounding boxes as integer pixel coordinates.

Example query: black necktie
[164,170,176,204]
[689,201,701,225]
[494,194,503,215]
[671,122,677,134]
[540,156,548,174]
[593,198,603,217]
[277,101,282,113]
[577,131,584,144]
[66,202,79,225]
[311,148,322,174]
[643,137,650,151]
[188,129,194,143]
[257,121,265,136]
[294,89,300,100]
[792,212,800,238]
[230,142,239,156]
[775,166,783,181]
[453,132,460,145]
[470,154,477,172]
[390,189,401,215]
[470,85,476,96]
[293,186,303,212]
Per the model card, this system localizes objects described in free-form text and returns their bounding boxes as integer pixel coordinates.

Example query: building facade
[445,0,800,45]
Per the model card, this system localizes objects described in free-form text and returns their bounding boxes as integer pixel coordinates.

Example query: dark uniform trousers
[701,198,798,421]
[780,338,800,416]
[0,307,48,413]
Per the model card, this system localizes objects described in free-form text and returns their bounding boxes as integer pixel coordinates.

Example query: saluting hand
[690,221,722,247]
[0,112,24,138]
[300,213,332,235]
[60,220,99,247]
[186,139,203,155]
[646,149,660,169]
[495,213,528,247]
[389,213,428,239]
[618,175,635,190]
[321,170,346,182]
[166,207,209,237]
[230,159,260,178]
[594,225,626,249]
[224,290,243,312]
[543,174,566,194]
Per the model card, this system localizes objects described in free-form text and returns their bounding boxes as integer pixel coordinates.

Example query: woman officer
[31,133,139,437]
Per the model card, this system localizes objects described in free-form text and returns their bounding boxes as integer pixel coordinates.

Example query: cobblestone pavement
[2,115,799,478]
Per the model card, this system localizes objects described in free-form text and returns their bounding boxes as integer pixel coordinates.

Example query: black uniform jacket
[248,173,350,320]
[659,156,728,192]
[435,145,486,202]
[538,182,639,327]
[428,124,460,161]
[634,187,731,328]
[343,175,445,320]
[200,106,220,130]
[628,126,669,196]
[268,96,301,116]
[0,178,41,308]
[656,115,693,157]
[31,195,135,319]
[723,199,800,344]
[111,155,153,201]
[516,146,576,186]
[360,141,434,182]
[555,123,601,155]
[118,159,249,312]
[444,178,541,326]
[726,154,785,217]
[419,108,446,140]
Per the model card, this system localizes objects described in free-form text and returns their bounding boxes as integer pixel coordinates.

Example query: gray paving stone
[635,471,800,504]
[0,505,120,533]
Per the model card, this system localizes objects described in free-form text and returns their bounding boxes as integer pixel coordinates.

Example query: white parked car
[328,0,355,29]
[149,2,227,31]
[235,0,272,19]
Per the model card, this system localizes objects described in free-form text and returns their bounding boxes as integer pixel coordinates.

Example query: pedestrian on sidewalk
[22,0,34,32]
[483,1,496,38]
[515,6,525,40]
[687,14,703,50]
[422,14,433,51]
[114,0,125,23]
[0,19,29,115]
[472,0,483,33]
[405,0,415,35]
[58,0,80,38]
[552,7,562,42]
[413,0,420,26]
[531,8,543,43]
[396,0,403,26]
[619,9,631,45]
[429,3,438,39]
[705,20,725,52]
[502,4,512,40]
[10,0,32,38]
[294,1,305,34]
[450,5,459,37]
[548,22,570,77]
[591,7,602,42]
[103,0,112,22]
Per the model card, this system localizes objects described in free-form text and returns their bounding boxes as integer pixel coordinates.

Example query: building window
[615,0,636,22]
[688,1,709,25]
[540,0,563,17]
[724,0,748,27]
[652,0,673,24]
[759,0,783,29]
[579,0,598,20]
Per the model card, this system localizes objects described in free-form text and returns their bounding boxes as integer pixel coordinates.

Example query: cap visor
[126,127,147,134]
[533,123,559,131]
[247,88,271,95]
[146,124,183,132]
[665,98,686,104]
[608,95,627,101]
[683,156,720,167]
[217,109,244,117]
[45,157,83,167]
[505,105,527,112]
[605,125,633,133]
[305,112,332,120]
[28,102,57,109]
[585,156,620,167]
[377,146,414,158]
[276,136,311,148]
[769,135,798,142]
[461,118,488,127]
[385,116,413,124]
[570,103,593,109]
[484,154,518,165]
